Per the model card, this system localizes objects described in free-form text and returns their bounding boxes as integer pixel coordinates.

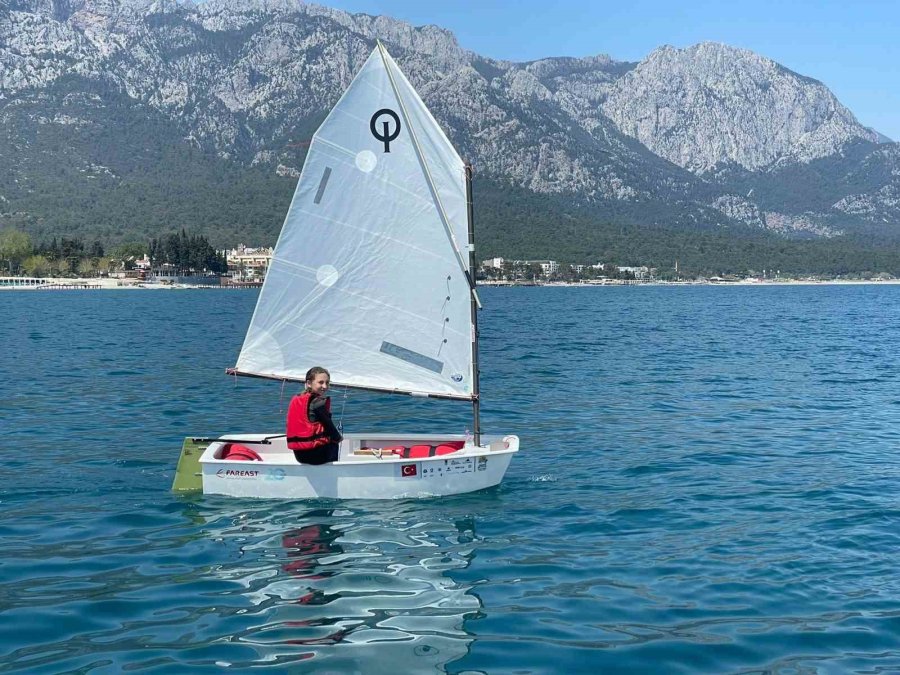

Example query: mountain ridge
[2,0,899,272]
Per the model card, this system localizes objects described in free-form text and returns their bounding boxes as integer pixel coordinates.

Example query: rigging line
[376,40,482,310]
[437,275,452,357]
[337,387,348,433]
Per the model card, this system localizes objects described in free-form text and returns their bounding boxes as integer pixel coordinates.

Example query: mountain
[2,0,900,273]
[601,42,882,173]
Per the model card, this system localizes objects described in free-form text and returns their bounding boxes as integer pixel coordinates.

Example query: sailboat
[172,42,519,499]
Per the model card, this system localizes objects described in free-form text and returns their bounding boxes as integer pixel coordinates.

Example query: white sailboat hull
[198,433,518,500]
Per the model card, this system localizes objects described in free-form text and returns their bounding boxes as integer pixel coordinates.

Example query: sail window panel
[313,167,332,204]
[379,342,444,374]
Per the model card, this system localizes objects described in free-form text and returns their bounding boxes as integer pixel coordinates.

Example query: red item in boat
[222,443,263,461]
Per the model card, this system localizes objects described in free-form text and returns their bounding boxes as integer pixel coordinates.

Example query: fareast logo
[216,468,260,479]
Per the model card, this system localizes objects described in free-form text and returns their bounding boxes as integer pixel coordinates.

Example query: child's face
[308,373,330,396]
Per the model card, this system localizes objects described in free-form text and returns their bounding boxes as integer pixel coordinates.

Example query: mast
[465,163,481,445]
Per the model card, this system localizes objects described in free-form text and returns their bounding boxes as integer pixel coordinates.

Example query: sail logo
[370,109,401,152]
[216,468,260,479]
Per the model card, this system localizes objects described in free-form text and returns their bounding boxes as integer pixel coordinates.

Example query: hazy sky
[324,0,900,141]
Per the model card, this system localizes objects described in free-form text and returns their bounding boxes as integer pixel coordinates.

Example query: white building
[522,260,558,275]
[226,245,273,280]
[618,265,650,279]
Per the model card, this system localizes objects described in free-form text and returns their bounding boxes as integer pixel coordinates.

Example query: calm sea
[2,285,900,673]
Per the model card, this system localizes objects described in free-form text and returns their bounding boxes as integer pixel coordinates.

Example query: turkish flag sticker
[401,464,418,478]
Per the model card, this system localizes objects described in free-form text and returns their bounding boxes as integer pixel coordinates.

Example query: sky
[324,0,900,141]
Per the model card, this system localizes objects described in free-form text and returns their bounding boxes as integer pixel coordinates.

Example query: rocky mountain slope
[2,0,899,268]
[601,42,882,173]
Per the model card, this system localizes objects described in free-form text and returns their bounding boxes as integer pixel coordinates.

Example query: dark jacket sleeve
[309,396,343,442]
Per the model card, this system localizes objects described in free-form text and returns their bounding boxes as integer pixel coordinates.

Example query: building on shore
[617,265,651,280]
[0,276,50,287]
[480,258,560,278]
[148,264,221,286]
[226,245,273,282]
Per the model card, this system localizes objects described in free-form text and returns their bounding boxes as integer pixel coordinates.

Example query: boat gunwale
[198,435,519,467]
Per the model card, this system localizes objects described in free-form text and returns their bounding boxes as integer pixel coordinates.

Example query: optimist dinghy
[173,42,519,499]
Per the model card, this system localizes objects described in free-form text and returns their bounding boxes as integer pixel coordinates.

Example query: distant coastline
[5,277,900,291]
[480,278,900,287]
[0,277,259,290]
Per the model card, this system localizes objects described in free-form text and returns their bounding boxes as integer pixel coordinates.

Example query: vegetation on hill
[3,80,900,277]
[475,179,900,276]
[0,81,295,247]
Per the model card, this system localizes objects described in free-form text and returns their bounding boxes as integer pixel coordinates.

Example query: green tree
[111,242,148,270]
[54,258,71,277]
[22,255,50,277]
[59,238,85,270]
[77,258,95,277]
[0,228,32,274]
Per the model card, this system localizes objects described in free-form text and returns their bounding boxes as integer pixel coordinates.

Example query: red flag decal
[401,464,417,477]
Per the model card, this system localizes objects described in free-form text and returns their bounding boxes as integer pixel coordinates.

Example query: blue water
[2,285,900,673]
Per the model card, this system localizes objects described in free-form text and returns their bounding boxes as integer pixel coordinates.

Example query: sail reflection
[203,505,482,671]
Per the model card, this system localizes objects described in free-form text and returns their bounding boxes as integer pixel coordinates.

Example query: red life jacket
[286,392,332,451]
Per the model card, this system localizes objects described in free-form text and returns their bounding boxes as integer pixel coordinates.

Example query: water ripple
[3,287,900,672]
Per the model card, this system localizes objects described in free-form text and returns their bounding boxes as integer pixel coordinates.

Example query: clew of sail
[234,44,476,399]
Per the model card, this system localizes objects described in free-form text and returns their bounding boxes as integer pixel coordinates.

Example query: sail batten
[233,45,476,399]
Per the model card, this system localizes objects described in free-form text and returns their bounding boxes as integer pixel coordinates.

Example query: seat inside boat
[353,441,465,458]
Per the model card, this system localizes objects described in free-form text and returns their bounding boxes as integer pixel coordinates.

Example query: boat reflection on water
[203,505,483,672]
[282,522,345,610]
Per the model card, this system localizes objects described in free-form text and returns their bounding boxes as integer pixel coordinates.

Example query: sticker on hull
[215,468,260,479]
[418,457,477,478]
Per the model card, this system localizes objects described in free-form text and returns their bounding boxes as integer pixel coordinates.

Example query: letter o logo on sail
[316,264,339,287]
[370,108,401,152]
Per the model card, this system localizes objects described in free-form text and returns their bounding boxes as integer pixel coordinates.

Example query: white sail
[234,44,476,399]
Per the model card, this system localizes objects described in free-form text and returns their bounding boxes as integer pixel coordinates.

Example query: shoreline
[481,278,900,287]
[0,277,259,290]
[3,277,900,291]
